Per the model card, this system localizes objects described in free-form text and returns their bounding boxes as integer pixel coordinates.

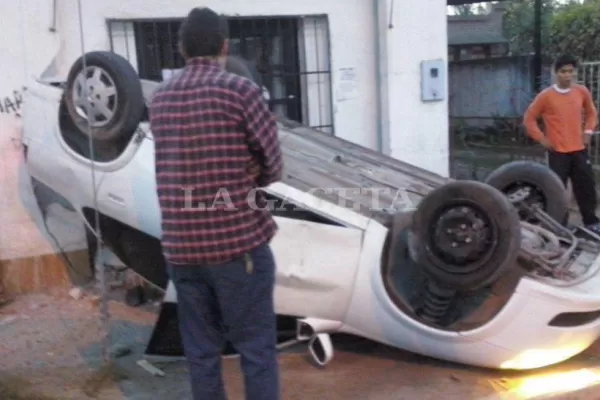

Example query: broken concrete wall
[0,0,89,294]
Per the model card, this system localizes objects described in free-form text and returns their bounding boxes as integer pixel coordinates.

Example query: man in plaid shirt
[149,7,283,400]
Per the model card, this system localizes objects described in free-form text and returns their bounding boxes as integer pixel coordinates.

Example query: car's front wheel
[410,180,522,292]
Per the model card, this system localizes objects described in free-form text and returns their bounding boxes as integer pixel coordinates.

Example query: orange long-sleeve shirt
[524,84,598,153]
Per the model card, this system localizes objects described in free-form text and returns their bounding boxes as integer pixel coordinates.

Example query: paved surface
[2,164,600,399]
[2,293,600,400]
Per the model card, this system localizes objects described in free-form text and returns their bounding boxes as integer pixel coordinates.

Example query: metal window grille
[107,15,334,134]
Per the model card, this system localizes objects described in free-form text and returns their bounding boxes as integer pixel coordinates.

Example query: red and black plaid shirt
[149,58,283,265]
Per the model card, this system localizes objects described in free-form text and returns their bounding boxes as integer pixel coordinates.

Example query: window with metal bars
[107,16,334,134]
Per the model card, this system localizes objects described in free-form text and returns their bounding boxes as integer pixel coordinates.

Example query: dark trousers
[168,242,279,400]
[548,149,600,226]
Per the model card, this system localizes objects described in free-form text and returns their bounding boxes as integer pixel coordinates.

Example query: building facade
[448,3,509,61]
[0,0,448,268]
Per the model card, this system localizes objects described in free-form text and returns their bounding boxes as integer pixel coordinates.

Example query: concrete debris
[110,343,132,359]
[29,302,48,311]
[0,315,19,327]
[110,280,125,289]
[69,287,84,300]
[125,286,146,307]
[136,359,165,377]
[87,295,101,308]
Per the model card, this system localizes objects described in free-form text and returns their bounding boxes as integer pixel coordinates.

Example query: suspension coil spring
[418,280,455,324]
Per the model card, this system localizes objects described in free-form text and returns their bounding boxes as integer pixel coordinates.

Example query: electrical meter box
[420,59,446,102]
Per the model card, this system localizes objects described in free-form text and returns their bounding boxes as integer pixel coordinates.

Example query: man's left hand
[584,130,593,147]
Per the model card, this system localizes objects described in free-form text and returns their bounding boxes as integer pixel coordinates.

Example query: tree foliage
[450,3,488,16]
[502,0,558,55]
[547,0,600,60]
[451,5,476,16]
[449,1,600,61]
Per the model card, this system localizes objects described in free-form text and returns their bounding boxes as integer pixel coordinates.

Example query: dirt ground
[2,289,600,400]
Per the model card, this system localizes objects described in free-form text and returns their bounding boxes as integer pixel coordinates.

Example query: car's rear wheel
[410,180,521,291]
[64,51,145,143]
[484,160,569,224]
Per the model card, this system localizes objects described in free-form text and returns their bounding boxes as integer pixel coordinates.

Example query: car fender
[22,81,104,214]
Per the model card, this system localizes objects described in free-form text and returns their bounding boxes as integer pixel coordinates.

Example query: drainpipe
[373,0,391,155]
[49,0,58,32]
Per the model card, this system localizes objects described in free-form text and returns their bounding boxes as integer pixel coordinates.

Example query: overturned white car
[21,50,600,370]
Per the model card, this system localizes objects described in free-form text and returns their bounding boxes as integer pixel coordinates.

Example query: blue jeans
[168,242,280,400]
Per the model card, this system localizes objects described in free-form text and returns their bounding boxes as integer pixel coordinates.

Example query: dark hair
[554,54,578,72]
[178,7,229,58]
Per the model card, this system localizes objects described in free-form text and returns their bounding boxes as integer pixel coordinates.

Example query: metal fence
[449,116,546,180]
[448,55,545,119]
[581,62,600,171]
[580,62,600,102]
[106,15,335,134]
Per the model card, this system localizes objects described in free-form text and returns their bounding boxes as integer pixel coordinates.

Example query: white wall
[379,0,450,177]
[53,0,379,150]
[0,0,449,260]
[0,0,61,260]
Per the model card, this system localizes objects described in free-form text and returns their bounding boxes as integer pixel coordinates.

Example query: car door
[266,194,365,323]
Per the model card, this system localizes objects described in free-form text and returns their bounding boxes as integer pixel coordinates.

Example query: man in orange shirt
[524,54,600,232]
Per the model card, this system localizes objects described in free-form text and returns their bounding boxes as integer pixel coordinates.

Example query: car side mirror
[308,333,334,367]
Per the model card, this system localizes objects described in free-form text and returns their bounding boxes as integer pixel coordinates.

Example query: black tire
[484,160,569,223]
[64,51,145,142]
[411,180,521,291]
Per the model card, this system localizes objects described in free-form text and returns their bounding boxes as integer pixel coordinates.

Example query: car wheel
[484,160,569,224]
[411,180,521,291]
[64,51,145,143]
